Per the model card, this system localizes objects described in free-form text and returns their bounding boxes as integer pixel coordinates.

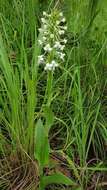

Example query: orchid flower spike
[38,10,67,71]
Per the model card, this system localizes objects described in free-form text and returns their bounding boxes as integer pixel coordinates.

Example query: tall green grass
[0,0,107,189]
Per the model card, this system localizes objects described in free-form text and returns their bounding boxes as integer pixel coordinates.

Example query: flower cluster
[38,10,67,71]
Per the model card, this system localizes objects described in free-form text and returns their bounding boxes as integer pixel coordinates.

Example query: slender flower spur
[38,10,67,71]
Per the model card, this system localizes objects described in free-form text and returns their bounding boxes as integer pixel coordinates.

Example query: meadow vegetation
[0,0,107,189]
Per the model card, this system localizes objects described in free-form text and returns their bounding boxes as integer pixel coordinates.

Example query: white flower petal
[44,24,48,29]
[63,26,67,30]
[43,36,46,41]
[41,18,46,23]
[61,18,66,23]
[38,28,43,32]
[59,12,63,17]
[60,45,65,51]
[43,11,47,16]
[60,53,65,60]
[63,39,67,44]
[38,40,43,45]
[44,44,52,52]
[59,30,65,35]
[54,41,61,49]
[38,55,44,64]
[56,20,60,25]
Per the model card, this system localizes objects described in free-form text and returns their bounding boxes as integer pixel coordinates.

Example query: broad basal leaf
[34,119,50,167]
[40,172,77,189]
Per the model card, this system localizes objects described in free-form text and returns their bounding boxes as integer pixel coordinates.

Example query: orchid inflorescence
[38,10,67,71]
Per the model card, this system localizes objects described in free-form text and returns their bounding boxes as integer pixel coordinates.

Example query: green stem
[39,165,44,190]
[47,71,53,107]
[42,71,53,108]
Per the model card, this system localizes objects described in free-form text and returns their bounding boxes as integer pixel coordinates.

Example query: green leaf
[43,106,54,133]
[34,119,50,167]
[40,172,77,189]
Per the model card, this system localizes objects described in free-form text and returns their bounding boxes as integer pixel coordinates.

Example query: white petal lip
[61,18,66,22]
[38,55,44,64]
[54,41,61,49]
[63,26,67,30]
[44,31,48,35]
[60,45,65,51]
[43,36,46,41]
[44,25,48,29]
[43,11,47,16]
[38,28,43,32]
[44,63,53,71]
[38,40,43,45]
[63,39,67,44]
[54,42,65,51]
[51,60,59,68]
[41,18,46,23]
[56,20,60,25]
[51,60,57,65]
[59,30,65,35]
[44,44,52,52]
[59,12,63,17]
[60,53,65,60]
[44,61,58,71]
